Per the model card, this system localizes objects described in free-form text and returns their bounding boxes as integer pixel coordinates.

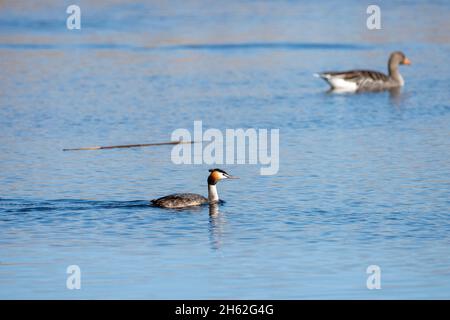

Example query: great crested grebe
[315,51,411,92]
[151,169,238,209]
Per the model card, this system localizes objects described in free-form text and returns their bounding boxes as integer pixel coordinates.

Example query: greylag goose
[315,51,411,92]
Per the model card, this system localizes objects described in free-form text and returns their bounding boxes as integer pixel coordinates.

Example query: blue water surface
[0,0,449,299]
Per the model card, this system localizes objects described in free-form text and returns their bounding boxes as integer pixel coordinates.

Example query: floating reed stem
[63,140,198,151]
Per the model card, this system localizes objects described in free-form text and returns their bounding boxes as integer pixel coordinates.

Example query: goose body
[316,51,411,92]
[151,169,238,209]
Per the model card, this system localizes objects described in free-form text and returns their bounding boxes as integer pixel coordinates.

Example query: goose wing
[317,70,390,90]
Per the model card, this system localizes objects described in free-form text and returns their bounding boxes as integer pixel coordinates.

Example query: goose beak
[403,57,411,65]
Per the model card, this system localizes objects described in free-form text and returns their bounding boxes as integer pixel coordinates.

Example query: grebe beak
[225,174,239,179]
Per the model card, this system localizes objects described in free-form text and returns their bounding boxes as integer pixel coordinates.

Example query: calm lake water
[1,0,450,299]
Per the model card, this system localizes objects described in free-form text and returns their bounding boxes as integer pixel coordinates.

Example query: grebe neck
[208,183,219,203]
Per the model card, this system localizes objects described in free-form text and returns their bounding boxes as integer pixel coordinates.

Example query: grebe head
[207,168,238,185]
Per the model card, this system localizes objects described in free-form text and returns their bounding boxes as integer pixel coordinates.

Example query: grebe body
[151,169,237,209]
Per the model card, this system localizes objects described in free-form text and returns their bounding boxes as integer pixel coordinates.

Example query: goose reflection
[388,86,406,107]
[325,86,406,108]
